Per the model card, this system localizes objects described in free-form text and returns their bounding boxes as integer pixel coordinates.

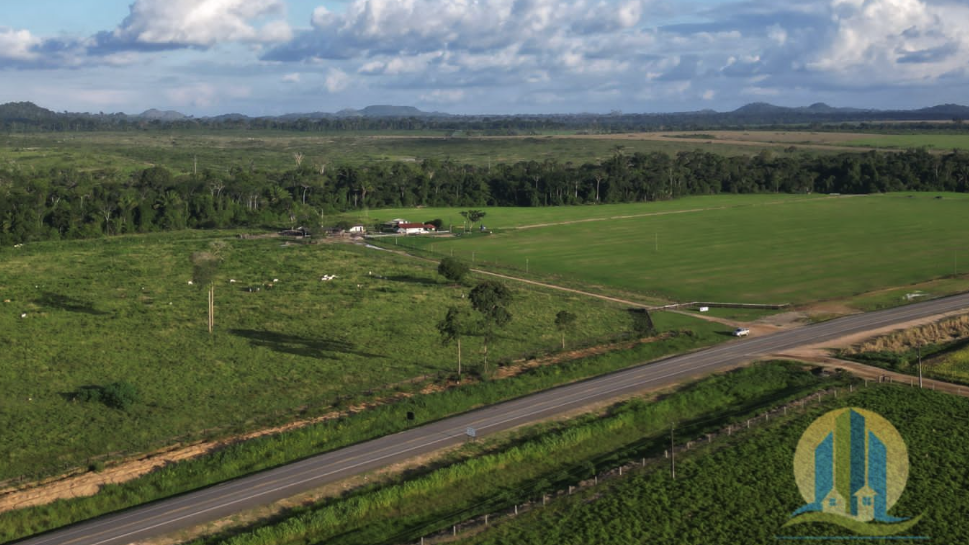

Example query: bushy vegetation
[184,363,833,545]
[71,381,141,411]
[458,386,969,544]
[843,314,969,381]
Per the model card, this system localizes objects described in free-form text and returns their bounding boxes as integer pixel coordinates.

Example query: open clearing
[0,231,717,482]
[387,193,969,305]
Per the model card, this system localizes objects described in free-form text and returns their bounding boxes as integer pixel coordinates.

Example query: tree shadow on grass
[35,292,110,315]
[385,275,439,285]
[230,329,387,360]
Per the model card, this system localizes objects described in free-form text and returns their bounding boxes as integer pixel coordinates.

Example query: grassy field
[931,346,969,384]
[181,362,835,545]
[0,314,727,544]
[457,385,969,544]
[845,134,969,151]
[0,231,720,481]
[0,131,765,175]
[338,194,822,231]
[386,193,969,305]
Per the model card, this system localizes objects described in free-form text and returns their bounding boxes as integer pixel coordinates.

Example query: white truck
[733,327,750,337]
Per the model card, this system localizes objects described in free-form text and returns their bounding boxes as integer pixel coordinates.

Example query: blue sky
[2,0,968,116]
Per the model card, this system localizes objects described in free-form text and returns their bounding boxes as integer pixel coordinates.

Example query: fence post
[569,485,574,495]
[515,504,519,515]
[485,514,489,525]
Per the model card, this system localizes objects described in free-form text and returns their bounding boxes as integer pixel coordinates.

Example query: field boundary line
[511,195,853,230]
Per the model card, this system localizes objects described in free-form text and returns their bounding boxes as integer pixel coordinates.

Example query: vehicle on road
[733,327,750,337]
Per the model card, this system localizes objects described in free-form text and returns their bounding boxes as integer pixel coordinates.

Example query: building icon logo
[783,408,924,537]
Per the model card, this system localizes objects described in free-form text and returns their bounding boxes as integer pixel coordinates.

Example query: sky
[1,0,968,116]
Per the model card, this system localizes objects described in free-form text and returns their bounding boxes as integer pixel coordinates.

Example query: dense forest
[2,148,968,245]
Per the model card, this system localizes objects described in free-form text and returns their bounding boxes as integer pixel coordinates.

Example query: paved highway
[19,291,969,545]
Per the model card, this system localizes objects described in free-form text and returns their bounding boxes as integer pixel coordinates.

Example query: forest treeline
[4,100,969,134]
[2,148,968,245]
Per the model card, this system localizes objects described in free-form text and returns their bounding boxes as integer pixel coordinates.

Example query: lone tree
[469,280,513,370]
[438,257,470,284]
[437,305,476,376]
[629,308,656,338]
[460,209,487,232]
[555,310,578,350]
[191,241,227,334]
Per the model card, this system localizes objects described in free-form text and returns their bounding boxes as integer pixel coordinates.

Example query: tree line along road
[19,291,969,545]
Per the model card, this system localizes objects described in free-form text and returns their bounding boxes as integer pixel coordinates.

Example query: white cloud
[109,0,292,47]
[165,83,251,109]
[282,72,301,83]
[767,24,788,45]
[420,89,465,103]
[0,28,41,61]
[324,68,350,93]
[742,86,781,96]
[702,89,716,100]
[811,0,969,83]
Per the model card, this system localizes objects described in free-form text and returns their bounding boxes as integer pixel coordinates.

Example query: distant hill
[0,101,58,121]
[733,102,871,115]
[137,109,190,121]
[358,105,449,118]
[4,100,969,131]
[914,104,969,117]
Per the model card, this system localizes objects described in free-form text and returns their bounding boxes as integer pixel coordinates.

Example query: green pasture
[397,193,969,304]
[845,134,969,151]
[338,194,821,231]
[0,311,726,543]
[0,231,709,481]
[459,386,969,544]
[0,130,766,175]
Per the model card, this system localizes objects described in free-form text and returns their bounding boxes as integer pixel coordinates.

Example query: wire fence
[405,379,933,545]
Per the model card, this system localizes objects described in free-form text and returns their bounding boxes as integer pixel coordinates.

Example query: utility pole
[918,343,923,389]
[670,423,676,480]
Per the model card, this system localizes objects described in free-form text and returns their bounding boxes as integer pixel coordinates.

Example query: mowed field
[389,193,969,304]
[341,194,823,231]
[0,232,717,481]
